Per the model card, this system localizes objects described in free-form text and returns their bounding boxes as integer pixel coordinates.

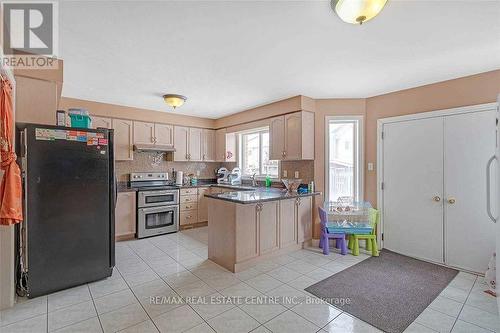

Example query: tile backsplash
[280,160,314,184]
[115,152,222,182]
[115,153,315,184]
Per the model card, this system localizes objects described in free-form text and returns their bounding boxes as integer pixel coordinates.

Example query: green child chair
[348,208,379,256]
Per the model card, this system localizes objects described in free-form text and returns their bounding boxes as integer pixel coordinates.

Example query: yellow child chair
[348,208,379,256]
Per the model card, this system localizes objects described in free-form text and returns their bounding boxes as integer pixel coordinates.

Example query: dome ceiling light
[163,94,187,109]
[331,0,388,25]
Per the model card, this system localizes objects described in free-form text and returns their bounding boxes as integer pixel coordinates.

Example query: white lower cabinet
[279,199,297,248]
[115,192,136,240]
[382,106,497,273]
[297,196,313,243]
[258,202,280,255]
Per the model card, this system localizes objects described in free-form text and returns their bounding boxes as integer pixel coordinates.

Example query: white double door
[382,108,497,273]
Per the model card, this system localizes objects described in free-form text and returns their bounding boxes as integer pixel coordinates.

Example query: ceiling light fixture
[331,0,388,25]
[163,94,187,109]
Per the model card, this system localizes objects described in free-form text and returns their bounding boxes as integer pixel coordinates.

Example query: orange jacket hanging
[0,78,23,225]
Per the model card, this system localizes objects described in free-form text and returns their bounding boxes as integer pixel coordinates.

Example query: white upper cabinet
[215,129,236,162]
[91,116,112,129]
[134,121,174,146]
[189,127,203,161]
[202,129,216,162]
[133,121,155,144]
[269,111,314,160]
[269,116,285,160]
[112,119,133,161]
[174,126,189,161]
[154,123,173,145]
[173,126,204,161]
[285,113,302,160]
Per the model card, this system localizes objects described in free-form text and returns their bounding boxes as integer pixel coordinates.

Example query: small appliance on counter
[216,167,230,184]
[129,172,179,238]
[228,167,242,185]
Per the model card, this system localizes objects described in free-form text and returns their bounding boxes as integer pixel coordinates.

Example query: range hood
[133,143,176,153]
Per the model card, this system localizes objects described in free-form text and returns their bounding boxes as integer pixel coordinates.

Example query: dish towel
[0,77,23,225]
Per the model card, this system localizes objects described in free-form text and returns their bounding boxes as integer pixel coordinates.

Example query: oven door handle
[139,205,178,213]
[140,190,178,196]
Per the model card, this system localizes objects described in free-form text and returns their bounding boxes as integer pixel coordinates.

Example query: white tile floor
[1,227,498,333]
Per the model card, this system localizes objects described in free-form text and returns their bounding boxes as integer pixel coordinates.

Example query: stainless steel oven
[137,204,179,238]
[130,172,180,238]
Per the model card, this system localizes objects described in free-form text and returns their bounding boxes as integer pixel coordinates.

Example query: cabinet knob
[432,196,441,202]
[448,197,456,204]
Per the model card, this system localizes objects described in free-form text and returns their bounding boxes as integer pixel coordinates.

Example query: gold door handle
[448,197,456,204]
[433,196,441,202]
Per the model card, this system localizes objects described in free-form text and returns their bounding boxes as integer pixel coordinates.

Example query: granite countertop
[205,187,321,204]
[117,181,136,192]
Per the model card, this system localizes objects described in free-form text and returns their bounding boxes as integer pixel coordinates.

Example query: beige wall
[59,97,215,129]
[214,96,306,129]
[365,69,500,206]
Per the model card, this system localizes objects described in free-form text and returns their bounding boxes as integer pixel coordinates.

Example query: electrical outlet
[368,163,374,171]
[283,170,287,178]
[294,171,299,179]
[196,170,200,176]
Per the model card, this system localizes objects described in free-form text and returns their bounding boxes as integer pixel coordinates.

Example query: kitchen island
[205,188,320,272]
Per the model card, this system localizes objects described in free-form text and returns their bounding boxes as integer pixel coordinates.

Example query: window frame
[238,127,279,179]
[324,115,364,203]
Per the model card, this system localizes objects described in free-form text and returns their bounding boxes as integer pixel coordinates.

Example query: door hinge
[381,131,384,140]
[381,182,385,190]
[381,233,384,241]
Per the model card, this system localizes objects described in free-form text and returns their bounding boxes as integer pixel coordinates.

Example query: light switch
[283,170,287,178]
[294,171,299,179]
[368,163,374,171]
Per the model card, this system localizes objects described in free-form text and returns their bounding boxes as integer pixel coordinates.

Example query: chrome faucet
[251,173,257,187]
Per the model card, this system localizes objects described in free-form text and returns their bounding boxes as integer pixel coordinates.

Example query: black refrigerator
[16,123,115,298]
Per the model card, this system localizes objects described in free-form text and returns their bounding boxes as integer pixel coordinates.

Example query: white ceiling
[59,1,500,118]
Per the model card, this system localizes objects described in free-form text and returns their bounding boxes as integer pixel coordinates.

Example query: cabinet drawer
[180,195,198,204]
[180,210,198,225]
[180,202,197,211]
[180,188,198,196]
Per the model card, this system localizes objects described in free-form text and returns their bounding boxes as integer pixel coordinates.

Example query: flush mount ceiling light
[331,0,388,25]
[163,94,187,109]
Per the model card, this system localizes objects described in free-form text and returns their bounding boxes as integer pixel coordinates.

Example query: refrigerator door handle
[486,155,497,223]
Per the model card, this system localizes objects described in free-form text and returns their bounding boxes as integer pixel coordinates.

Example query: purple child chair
[318,207,347,255]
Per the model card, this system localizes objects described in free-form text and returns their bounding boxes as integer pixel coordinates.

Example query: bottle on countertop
[308,181,315,193]
[265,175,271,187]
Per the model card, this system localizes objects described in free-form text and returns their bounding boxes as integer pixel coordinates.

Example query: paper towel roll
[175,171,183,185]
